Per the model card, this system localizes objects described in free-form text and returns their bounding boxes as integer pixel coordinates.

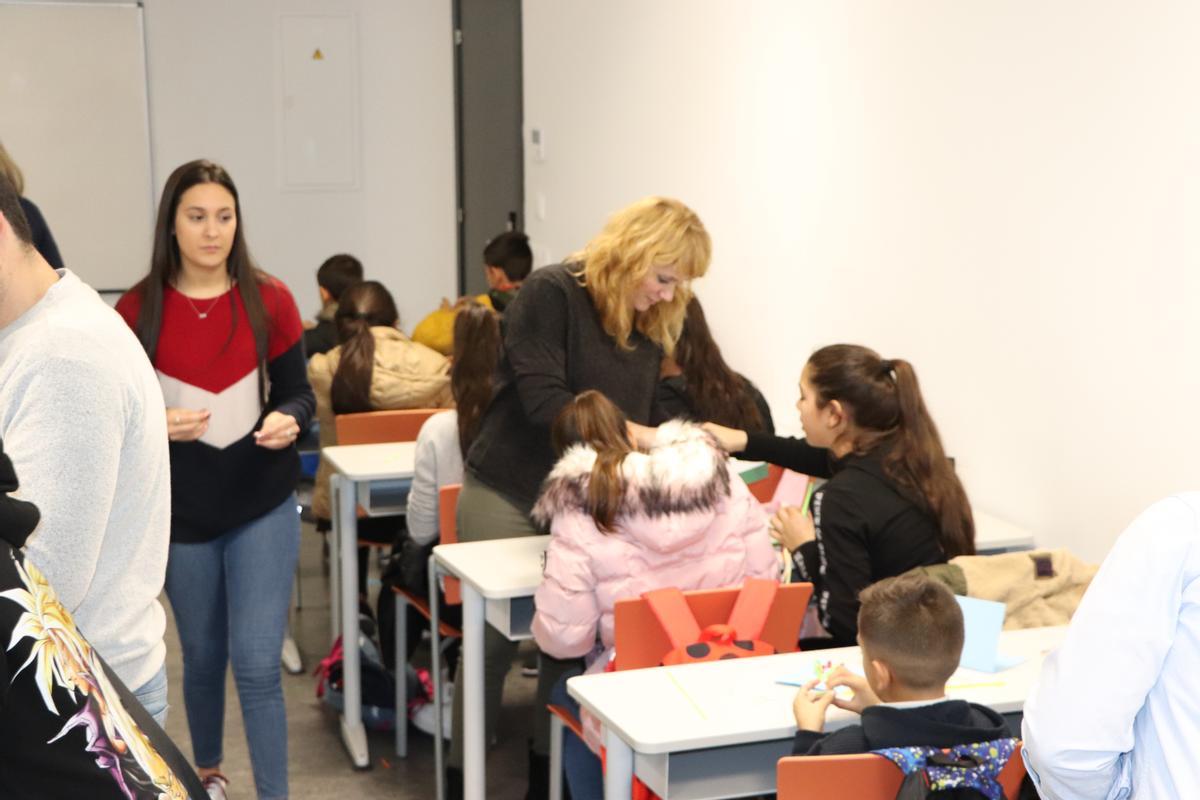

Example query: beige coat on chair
[952,549,1099,629]
[308,326,453,520]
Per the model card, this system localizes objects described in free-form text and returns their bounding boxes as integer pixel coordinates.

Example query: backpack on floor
[643,578,778,665]
[875,738,1019,800]
[314,614,409,732]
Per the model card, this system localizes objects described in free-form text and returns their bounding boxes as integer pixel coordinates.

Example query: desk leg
[429,555,446,800]
[329,475,343,642]
[337,474,369,769]
[462,582,485,800]
[603,728,634,800]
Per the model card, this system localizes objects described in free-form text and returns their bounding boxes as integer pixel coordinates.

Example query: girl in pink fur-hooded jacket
[531,390,779,668]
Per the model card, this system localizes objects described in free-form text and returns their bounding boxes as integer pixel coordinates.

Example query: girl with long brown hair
[532,390,776,799]
[308,280,452,527]
[658,296,774,433]
[706,344,974,648]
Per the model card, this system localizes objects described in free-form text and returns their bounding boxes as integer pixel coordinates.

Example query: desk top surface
[434,536,549,599]
[974,511,1035,550]
[569,625,1065,754]
[322,441,417,480]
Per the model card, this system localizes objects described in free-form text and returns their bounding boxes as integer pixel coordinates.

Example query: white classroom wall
[142,0,456,331]
[522,1,1200,562]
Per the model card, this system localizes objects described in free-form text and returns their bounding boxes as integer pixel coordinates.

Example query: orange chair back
[612,582,811,671]
[438,484,462,605]
[335,408,442,445]
[776,743,1027,800]
[747,463,786,504]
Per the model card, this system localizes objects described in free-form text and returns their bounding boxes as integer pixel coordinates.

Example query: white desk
[570,625,1066,800]
[975,511,1036,553]
[433,536,551,800]
[324,441,417,768]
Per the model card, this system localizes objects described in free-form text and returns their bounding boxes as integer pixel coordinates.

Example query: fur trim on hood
[532,420,730,527]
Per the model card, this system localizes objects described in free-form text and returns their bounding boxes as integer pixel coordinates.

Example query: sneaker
[410,697,452,739]
[202,773,229,800]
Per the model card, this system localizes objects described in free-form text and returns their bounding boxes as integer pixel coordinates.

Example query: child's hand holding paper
[825,666,879,714]
[792,679,838,731]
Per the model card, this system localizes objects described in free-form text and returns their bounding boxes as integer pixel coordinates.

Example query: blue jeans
[549,668,604,800]
[165,495,299,800]
[133,664,169,727]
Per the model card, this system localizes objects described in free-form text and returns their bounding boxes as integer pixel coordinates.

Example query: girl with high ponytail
[705,344,974,647]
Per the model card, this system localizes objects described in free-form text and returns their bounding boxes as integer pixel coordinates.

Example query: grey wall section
[456,0,524,296]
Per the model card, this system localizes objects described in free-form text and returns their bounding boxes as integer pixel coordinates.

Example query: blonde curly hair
[571,196,711,354]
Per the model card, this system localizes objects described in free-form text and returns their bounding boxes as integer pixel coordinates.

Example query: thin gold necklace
[178,279,230,320]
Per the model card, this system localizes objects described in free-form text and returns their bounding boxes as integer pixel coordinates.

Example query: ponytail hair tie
[879,359,895,377]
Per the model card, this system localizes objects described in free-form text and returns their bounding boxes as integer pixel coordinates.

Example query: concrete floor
[160,520,537,799]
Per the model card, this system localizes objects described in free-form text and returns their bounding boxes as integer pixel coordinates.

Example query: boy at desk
[791,573,1008,755]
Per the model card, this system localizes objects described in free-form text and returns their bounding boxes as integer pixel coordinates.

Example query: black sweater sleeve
[503,274,575,429]
[267,340,316,432]
[810,483,875,645]
[742,433,833,478]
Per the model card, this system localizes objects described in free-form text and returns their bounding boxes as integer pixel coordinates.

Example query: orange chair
[392,484,463,762]
[776,742,1027,800]
[547,582,813,800]
[334,407,442,445]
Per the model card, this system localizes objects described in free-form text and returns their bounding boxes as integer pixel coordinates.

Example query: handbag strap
[642,587,702,651]
[726,578,778,640]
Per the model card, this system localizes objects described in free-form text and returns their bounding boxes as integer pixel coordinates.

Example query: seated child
[792,573,1008,755]
[303,253,363,357]
[481,230,532,313]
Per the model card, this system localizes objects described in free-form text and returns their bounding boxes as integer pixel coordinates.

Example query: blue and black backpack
[874,738,1020,800]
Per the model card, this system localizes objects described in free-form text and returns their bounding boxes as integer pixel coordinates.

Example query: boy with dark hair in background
[304,253,363,357]
[482,231,531,313]
[791,573,1008,755]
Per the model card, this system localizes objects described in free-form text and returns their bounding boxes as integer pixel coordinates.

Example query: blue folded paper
[955,595,1023,672]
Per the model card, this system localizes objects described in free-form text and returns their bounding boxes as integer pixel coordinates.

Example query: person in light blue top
[1022,492,1200,799]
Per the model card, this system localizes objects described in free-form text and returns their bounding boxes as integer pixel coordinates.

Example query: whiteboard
[0,0,154,292]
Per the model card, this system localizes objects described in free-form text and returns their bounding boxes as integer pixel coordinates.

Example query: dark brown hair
[857,573,964,689]
[0,171,34,247]
[806,344,975,557]
[482,231,532,283]
[551,391,633,532]
[317,253,363,301]
[674,297,766,432]
[132,160,271,403]
[451,301,501,455]
[330,281,398,414]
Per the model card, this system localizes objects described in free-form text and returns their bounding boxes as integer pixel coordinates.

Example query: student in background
[406,300,501,549]
[0,174,171,725]
[791,573,1007,754]
[303,253,363,357]
[0,140,63,269]
[308,280,452,594]
[705,344,974,647]
[450,196,711,799]
[117,159,315,800]
[482,230,532,313]
[533,390,777,800]
[1022,493,1200,798]
[657,296,774,432]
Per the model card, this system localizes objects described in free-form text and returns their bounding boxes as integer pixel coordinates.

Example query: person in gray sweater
[0,173,171,723]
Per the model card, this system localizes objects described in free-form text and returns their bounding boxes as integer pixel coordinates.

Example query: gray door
[455,0,524,297]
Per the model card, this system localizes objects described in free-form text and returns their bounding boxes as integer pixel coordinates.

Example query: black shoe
[445,766,463,800]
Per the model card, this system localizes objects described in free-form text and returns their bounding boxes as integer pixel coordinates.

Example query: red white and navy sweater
[117,276,315,544]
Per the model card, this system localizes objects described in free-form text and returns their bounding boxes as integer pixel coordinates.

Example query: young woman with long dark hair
[658,296,774,432]
[706,344,974,648]
[532,390,776,800]
[116,159,315,800]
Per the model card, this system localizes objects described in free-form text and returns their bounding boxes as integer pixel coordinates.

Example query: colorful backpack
[875,738,1019,800]
[643,578,778,665]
